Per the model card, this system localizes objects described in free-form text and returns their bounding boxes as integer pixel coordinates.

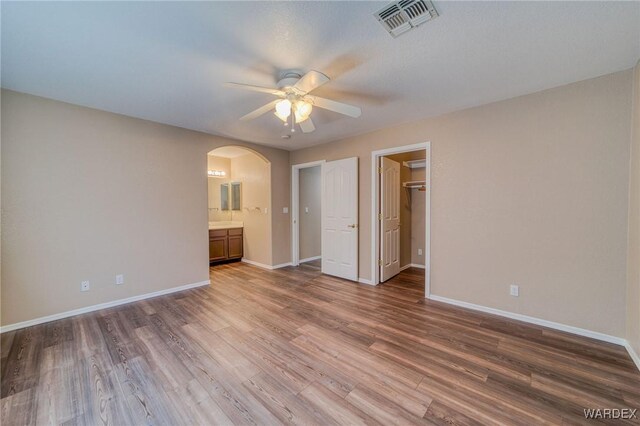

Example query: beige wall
[298,166,321,261]
[230,153,272,265]
[270,150,291,267]
[207,155,232,222]
[291,70,633,337]
[628,60,640,355]
[0,89,291,326]
[409,157,427,267]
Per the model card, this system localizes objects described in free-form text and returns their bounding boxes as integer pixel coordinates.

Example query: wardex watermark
[583,408,637,420]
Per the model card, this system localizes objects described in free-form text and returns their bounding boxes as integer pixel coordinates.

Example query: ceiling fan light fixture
[293,100,313,123]
[274,99,292,122]
[227,69,361,134]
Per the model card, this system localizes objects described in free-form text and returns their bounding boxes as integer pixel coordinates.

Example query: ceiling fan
[225,70,361,134]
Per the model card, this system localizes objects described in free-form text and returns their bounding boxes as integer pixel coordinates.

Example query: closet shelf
[402,159,426,169]
[403,180,427,190]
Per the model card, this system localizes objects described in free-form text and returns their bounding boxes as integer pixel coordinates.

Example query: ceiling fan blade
[299,117,315,133]
[293,70,329,94]
[240,99,280,121]
[308,96,361,118]
[225,82,285,96]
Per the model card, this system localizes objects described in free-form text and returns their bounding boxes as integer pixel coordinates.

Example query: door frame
[291,160,325,266]
[371,142,431,297]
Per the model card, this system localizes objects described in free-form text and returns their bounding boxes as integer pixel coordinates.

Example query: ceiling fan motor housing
[277,72,302,90]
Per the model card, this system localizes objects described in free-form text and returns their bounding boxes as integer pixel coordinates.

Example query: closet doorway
[291,160,324,267]
[371,143,430,295]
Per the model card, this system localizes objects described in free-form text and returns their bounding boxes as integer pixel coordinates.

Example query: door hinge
[378,213,383,220]
[378,167,383,174]
[378,259,383,266]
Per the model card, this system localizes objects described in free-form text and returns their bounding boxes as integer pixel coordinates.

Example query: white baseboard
[241,258,269,269]
[0,279,210,334]
[428,294,626,346]
[358,278,375,285]
[399,264,426,271]
[300,256,321,263]
[241,258,292,270]
[624,341,640,372]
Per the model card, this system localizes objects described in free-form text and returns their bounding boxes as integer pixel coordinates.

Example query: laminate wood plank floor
[2,261,639,425]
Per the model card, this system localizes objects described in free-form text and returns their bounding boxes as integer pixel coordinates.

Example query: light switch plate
[283,207,289,214]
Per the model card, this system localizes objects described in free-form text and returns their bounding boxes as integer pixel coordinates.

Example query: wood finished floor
[2,260,639,425]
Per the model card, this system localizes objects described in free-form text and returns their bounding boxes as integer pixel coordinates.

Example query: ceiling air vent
[374,0,438,38]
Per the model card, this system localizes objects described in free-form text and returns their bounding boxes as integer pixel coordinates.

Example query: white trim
[0,280,211,333]
[428,294,626,346]
[371,142,431,299]
[241,258,273,269]
[299,255,321,263]
[291,160,327,169]
[241,258,292,270]
[358,278,375,285]
[430,294,640,372]
[624,342,640,372]
[399,263,426,271]
[370,142,429,158]
[291,160,325,267]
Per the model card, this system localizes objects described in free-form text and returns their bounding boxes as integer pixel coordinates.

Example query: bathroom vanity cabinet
[209,227,243,263]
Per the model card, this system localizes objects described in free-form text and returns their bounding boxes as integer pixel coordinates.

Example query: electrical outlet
[116,274,124,285]
[418,248,423,256]
[510,284,519,297]
[283,207,289,214]
[81,281,90,292]
[305,207,309,213]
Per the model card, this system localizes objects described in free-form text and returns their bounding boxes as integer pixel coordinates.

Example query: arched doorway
[207,146,272,268]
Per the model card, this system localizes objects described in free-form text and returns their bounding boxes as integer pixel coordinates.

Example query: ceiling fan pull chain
[290,108,295,132]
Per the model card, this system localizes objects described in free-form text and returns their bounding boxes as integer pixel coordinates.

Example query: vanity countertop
[209,221,243,230]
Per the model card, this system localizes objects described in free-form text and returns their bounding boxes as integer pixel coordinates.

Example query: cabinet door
[209,237,227,261]
[228,235,243,259]
[210,229,227,238]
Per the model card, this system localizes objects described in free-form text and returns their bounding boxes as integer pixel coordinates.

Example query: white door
[380,157,400,282]
[321,157,358,281]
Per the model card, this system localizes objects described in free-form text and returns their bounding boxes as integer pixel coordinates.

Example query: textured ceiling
[2,1,639,150]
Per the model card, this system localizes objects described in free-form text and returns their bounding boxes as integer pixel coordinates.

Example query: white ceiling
[2,1,639,150]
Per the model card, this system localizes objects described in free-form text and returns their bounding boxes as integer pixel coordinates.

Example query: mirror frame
[231,182,241,211]
[220,183,230,211]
